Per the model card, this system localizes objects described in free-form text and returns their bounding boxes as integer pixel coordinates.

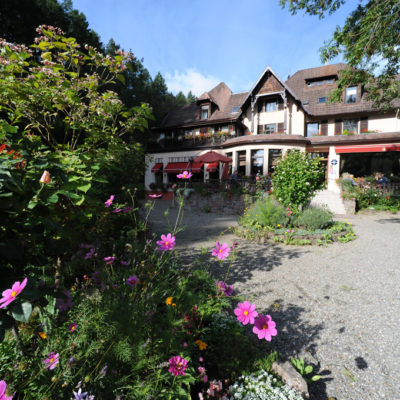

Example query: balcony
[148,133,240,151]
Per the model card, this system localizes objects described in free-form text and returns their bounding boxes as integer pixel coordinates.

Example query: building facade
[146,64,400,191]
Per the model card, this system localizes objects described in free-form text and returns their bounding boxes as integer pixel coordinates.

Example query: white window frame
[306,122,319,137]
[264,123,277,134]
[343,119,358,134]
[345,86,357,103]
[201,105,209,119]
[265,101,277,112]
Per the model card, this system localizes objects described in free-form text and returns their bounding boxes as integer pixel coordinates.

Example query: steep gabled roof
[240,65,301,109]
[285,63,380,116]
[160,84,247,128]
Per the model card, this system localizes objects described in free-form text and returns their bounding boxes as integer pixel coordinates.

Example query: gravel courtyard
[148,201,400,400]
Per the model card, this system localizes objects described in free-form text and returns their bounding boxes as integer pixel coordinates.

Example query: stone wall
[183,192,248,214]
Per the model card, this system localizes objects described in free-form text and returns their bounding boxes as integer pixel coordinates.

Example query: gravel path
[148,200,400,400]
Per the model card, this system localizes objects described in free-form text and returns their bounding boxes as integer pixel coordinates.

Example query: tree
[187,91,197,103]
[280,0,400,113]
[272,151,325,210]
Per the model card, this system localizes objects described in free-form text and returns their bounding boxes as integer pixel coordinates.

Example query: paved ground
[148,200,400,400]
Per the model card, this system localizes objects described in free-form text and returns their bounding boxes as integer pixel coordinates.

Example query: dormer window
[231,106,239,113]
[201,105,209,119]
[265,100,277,112]
[318,97,326,104]
[345,86,357,103]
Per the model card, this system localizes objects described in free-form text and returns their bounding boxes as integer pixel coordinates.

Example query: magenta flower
[104,195,115,207]
[104,256,115,264]
[211,242,230,260]
[68,323,78,333]
[216,280,227,293]
[149,194,163,198]
[176,171,192,179]
[224,285,233,296]
[123,206,133,213]
[234,301,258,325]
[252,314,277,341]
[112,208,122,213]
[43,352,59,370]
[156,233,176,251]
[56,291,73,312]
[168,355,189,376]
[0,380,12,400]
[84,248,97,260]
[0,277,28,309]
[121,260,129,266]
[126,275,139,287]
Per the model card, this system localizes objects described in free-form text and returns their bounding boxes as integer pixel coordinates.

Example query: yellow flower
[195,339,208,350]
[166,297,173,306]
[38,331,47,339]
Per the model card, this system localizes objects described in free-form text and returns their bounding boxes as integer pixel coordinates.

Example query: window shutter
[334,119,342,135]
[320,120,328,136]
[360,117,368,133]
[257,124,264,134]
[277,103,284,111]
[277,122,284,133]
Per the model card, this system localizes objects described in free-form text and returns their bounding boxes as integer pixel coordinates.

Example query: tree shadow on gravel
[177,242,308,286]
[262,300,332,400]
[376,217,400,224]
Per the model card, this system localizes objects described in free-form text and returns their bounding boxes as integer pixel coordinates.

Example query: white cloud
[165,69,221,96]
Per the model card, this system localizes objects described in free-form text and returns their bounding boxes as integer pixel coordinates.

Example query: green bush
[296,207,333,230]
[272,150,325,210]
[240,197,288,228]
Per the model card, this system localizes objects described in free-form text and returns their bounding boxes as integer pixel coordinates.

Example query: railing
[148,134,239,150]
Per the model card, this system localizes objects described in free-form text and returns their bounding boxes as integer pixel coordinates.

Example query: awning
[206,162,219,172]
[191,162,204,173]
[335,144,400,154]
[164,162,190,173]
[151,163,163,173]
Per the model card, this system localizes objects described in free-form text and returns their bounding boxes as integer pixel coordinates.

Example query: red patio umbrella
[194,150,232,163]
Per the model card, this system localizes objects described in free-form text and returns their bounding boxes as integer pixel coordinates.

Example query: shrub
[296,207,333,230]
[272,151,325,210]
[240,197,288,228]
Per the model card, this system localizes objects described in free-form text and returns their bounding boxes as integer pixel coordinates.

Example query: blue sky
[72,0,357,96]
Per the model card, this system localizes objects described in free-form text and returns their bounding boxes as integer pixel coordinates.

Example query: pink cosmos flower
[121,260,129,266]
[216,280,227,293]
[234,301,258,325]
[55,291,73,312]
[252,314,277,341]
[0,277,28,309]
[112,208,122,213]
[123,207,133,213]
[211,242,230,260]
[104,195,114,207]
[156,233,176,251]
[176,171,192,179]
[0,380,12,400]
[68,323,78,332]
[168,355,188,376]
[43,352,59,370]
[126,275,139,287]
[198,366,206,375]
[104,256,115,264]
[203,375,208,383]
[148,194,163,198]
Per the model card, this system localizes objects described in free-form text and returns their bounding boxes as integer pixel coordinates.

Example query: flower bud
[40,170,51,184]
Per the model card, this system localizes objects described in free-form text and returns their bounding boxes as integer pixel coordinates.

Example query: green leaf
[27,198,39,209]
[117,74,126,85]
[311,375,322,382]
[77,183,91,193]
[304,365,313,374]
[11,302,33,323]
[46,193,59,204]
